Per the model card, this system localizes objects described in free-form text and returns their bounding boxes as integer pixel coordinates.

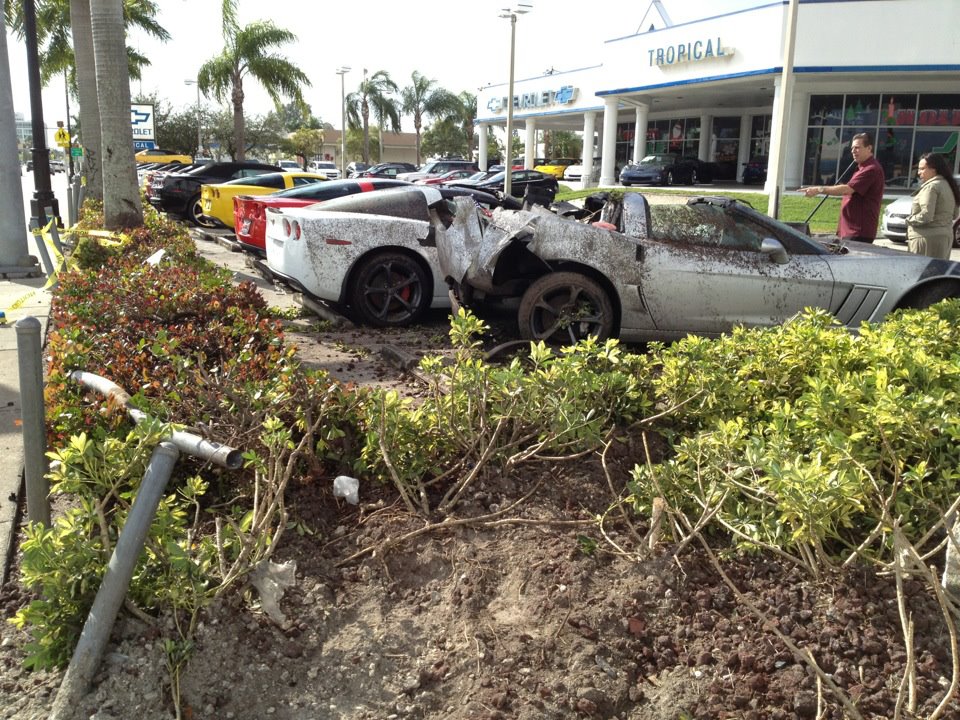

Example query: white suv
[308,160,340,179]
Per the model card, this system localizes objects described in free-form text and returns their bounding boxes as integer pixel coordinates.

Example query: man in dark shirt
[801,132,885,243]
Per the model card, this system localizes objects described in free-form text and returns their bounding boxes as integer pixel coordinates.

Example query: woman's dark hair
[921,152,960,206]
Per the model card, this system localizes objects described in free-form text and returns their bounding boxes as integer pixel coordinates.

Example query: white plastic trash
[333,475,360,505]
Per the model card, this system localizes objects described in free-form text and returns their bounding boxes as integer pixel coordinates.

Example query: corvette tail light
[282,218,301,240]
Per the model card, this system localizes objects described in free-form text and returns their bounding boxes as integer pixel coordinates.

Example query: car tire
[517,272,615,345]
[665,171,674,186]
[622,181,631,187]
[902,283,960,310]
[349,251,431,327]
[954,219,960,249]
[188,194,216,228]
[690,169,698,185]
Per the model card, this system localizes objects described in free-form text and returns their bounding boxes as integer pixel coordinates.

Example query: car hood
[883,196,913,214]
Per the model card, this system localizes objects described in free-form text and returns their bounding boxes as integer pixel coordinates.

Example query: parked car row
[148,160,281,226]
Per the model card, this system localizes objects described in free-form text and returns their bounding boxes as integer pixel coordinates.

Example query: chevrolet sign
[486,85,578,114]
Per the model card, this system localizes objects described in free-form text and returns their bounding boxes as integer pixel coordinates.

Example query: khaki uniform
[907,175,958,259]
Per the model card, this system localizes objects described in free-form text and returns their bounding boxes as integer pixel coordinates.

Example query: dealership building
[475,0,960,192]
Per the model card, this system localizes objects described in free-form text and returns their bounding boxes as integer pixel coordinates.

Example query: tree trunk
[71,0,103,202]
[361,98,369,163]
[90,0,142,229]
[0,19,30,266]
[232,74,245,161]
[414,113,422,166]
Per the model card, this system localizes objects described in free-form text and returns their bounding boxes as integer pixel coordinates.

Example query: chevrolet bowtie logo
[130,109,151,124]
[554,85,575,104]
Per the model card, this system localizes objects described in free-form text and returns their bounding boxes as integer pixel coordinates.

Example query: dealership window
[712,117,740,181]
[804,93,959,187]
[644,118,700,157]
[749,115,772,159]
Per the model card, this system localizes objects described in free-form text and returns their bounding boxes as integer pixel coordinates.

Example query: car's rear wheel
[518,272,615,345]
[665,171,674,186]
[622,181,632,187]
[189,194,216,228]
[349,251,431,327]
[690,169,698,185]
[954,219,960,249]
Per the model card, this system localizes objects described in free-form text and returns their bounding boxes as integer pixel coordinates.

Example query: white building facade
[475,0,960,192]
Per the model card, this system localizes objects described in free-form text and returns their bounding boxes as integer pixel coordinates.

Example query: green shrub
[630,302,960,561]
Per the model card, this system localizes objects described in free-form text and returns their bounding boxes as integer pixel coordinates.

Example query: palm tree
[345,68,399,164]
[198,0,310,161]
[453,91,477,161]
[401,71,460,166]
[4,0,169,85]
[4,0,169,202]
[90,0,142,229]
[69,0,101,200]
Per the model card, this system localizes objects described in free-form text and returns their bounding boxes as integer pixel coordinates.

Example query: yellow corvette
[533,158,578,179]
[200,172,328,229]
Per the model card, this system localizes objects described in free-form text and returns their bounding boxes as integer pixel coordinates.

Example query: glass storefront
[615,117,702,169]
[804,93,960,188]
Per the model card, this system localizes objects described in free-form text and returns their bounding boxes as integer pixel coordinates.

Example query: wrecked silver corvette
[266,184,960,339]
[439,192,960,344]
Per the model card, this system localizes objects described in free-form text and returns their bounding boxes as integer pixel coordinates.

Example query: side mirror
[760,238,789,264]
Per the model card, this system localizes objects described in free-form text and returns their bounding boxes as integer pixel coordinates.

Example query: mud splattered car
[266,186,960,339]
[264,185,508,326]
[439,193,960,344]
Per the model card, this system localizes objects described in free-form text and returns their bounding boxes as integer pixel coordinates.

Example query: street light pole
[336,67,350,178]
[499,4,531,199]
[184,79,201,156]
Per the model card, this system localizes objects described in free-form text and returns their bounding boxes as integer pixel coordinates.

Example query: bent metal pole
[49,372,245,719]
[48,441,180,720]
[69,370,243,469]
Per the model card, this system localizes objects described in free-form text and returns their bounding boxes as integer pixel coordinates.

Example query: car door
[638,203,835,334]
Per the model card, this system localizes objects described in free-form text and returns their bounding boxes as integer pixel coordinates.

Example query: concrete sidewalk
[0,275,51,585]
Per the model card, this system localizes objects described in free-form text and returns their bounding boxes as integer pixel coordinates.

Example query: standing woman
[906,152,960,259]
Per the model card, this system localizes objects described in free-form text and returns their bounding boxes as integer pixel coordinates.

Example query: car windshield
[650,200,824,255]
[484,172,506,183]
[315,162,335,169]
[641,155,673,165]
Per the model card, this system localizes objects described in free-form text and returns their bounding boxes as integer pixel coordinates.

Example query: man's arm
[800,183,855,198]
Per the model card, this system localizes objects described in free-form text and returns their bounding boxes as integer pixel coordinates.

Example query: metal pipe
[48,441,180,720]
[30,220,55,277]
[15,317,49,527]
[69,370,243,469]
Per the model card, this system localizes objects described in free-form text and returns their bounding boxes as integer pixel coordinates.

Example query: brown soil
[1,235,957,720]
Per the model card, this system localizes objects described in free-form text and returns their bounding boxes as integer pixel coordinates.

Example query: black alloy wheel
[517,272,615,345]
[349,251,431,327]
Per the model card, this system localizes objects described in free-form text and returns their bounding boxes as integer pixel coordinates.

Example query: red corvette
[232,178,410,255]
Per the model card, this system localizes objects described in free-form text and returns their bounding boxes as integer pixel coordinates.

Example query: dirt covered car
[439,192,960,344]
[264,185,514,326]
